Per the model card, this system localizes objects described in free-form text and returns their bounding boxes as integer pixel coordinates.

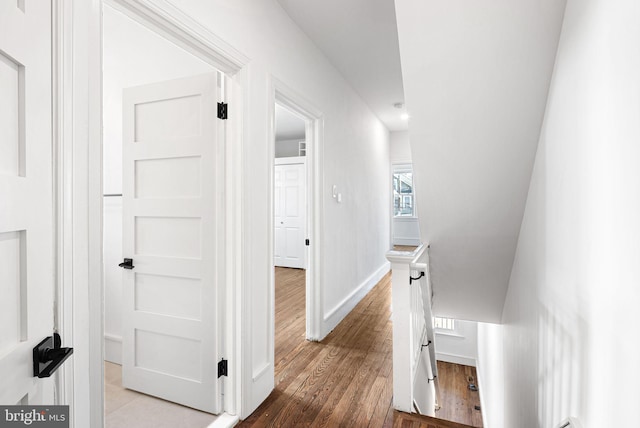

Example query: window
[393,168,415,217]
[433,317,456,331]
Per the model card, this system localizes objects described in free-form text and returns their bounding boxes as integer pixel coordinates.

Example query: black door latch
[118,258,135,269]
[33,333,74,378]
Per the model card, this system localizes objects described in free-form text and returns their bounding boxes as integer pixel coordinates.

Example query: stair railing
[386,244,437,415]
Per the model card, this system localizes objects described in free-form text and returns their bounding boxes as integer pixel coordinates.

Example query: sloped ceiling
[395,0,567,322]
[277,0,407,131]
[275,104,305,141]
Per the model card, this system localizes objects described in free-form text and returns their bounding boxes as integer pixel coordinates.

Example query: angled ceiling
[275,104,305,141]
[395,0,567,322]
[277,0,407,131]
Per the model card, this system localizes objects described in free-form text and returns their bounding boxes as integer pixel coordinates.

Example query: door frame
[57,0,249,425]
[269,80,324,341]
[53,1,103,426]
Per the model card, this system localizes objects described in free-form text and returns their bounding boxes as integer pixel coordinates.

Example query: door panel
[122,73,222,413]
[274,162,306,269]
[0,2,55,405]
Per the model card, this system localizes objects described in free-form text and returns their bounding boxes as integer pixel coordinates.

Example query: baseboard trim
[104,333,122,365]
[393,238,421,246]
[322,261,390,337]
[208,413,240,428]
[436,352,476,367]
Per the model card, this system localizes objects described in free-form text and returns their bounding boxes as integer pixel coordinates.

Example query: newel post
[385,244,425,413]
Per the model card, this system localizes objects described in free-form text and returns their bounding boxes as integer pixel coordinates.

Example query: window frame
[392,164,417,218]
[433,317,461,337]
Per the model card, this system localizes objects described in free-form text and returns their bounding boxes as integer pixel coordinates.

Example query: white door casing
[274,159,306,269]
[0,1,56,405]
[121,72,224,413]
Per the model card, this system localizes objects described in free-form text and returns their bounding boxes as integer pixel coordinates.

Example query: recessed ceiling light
[401,113,410,121]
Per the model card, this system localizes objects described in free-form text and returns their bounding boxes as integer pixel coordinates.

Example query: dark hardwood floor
[238,267,475,428]
[434,362,483,427]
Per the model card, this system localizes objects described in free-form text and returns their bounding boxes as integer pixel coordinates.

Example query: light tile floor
[105,362,218,428]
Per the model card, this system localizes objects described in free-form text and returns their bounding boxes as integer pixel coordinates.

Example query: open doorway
[102,5,223,426]
[273,104,308,369]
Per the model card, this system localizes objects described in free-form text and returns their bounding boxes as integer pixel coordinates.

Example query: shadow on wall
[537,301,587,427]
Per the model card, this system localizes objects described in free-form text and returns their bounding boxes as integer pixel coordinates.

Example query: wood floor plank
[238,267,479,428]
[434,362,483,427]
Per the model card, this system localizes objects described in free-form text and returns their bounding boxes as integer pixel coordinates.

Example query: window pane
[393,171,414,217]
[433,317,456,331]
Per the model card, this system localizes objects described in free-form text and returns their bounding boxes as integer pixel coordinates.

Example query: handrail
[386,243,427,265]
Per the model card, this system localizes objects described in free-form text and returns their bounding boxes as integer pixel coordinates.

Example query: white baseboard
[208,413,240,428]
[104,333,122,365]
[322,261,390,338]
[436,352,476,367]
[393,237,421,246]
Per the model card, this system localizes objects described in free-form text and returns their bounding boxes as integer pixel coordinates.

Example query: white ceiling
[275,104,305,141]
[277,0,407,132]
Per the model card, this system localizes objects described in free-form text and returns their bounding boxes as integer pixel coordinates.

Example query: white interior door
[121,72,224,413]
[0,2,56,405]
[274,160,306,269]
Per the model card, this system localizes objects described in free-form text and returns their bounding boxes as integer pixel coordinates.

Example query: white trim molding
[435,352,477,368]
[274,156,306,166]
[104,334,122,365]
[270,77,325,342]
[245,77,325,417]
[207,413,240,428]
[55,0,104,426]
[104,0,248,75]
[323,262,391,335]
[393,237,421,246]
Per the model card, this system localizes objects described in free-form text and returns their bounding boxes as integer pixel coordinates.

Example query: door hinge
[305,239,310,246]
[217,102,228,120]
[217,358,228,378]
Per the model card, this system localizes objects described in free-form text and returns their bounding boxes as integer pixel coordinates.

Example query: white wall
[102,6,214,363]
[434,320,477,367]
[106,0,391,417]
[390,130,411,164]
[275,138,304,158]
[478,0,640,427]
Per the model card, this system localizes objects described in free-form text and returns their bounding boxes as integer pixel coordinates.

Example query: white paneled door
[0,2,57,405]
[121,73,224,413]
[274,160,306,269]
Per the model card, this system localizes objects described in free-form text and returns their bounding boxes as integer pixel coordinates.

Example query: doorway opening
[270,84,323,348]
[102,4,223,425]
[273,103,308,370]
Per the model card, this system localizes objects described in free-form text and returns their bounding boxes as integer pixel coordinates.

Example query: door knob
[118,258,135,269]
[33,333,74,378]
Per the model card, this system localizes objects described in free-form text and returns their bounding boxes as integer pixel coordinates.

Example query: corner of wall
[476,322,505,428]
[321,261,390,338]
[104,334,123,365]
